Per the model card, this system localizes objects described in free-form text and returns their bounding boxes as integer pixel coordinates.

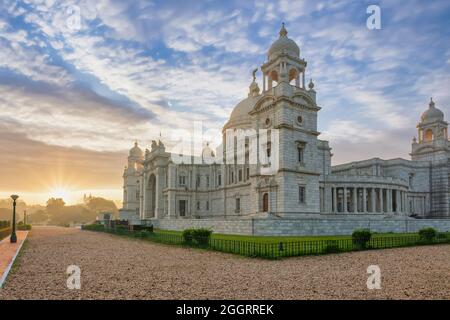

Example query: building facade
[119,25,450,230]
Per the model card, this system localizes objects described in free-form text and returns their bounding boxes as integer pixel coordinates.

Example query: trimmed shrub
[82,223,104,232]
[182,229,194,244]
[115,225,128,235]
[192,228,212,246]
[324,240,341,254]
[418,228,437,242]
[17,223,32,230]
[139,230,152,238]
[352,229,372,249]
[182,228,212,246]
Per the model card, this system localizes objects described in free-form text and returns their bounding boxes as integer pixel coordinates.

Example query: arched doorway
[262,193,269,212]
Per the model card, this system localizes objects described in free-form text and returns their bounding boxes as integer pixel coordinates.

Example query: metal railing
[82,224,450,259]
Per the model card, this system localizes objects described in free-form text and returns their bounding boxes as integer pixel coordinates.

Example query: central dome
[268,23,300,60]
[225,95,259,129]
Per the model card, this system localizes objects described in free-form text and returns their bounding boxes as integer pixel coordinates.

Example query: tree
[28,210,49,224]
[85,197,118,216]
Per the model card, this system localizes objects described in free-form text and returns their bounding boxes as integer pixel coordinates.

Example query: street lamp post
[10,194,19,243]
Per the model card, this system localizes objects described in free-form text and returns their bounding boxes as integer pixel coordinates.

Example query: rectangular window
[246,167,250,180]
[196,201,200,210]
[218,174,222,186]
[135,191,140,201]
[206,175,210,187]
[235,198,240,213]
[298,146,304,164]
[179,200,186,216]
[206,201,209,211]
[196,175,200,187]
[231,171,234,183]
[299,186,306,203]
[238,169,242,182]
[179,175,186,186]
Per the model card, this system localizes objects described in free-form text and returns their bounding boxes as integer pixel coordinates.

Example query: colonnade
[330,186,408,214]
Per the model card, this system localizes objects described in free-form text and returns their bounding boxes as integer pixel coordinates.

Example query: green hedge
[418,227,437,242]
[182,228,212,246]
[352,229,372,249]
[0,220,10,229]
[0,227,11,241]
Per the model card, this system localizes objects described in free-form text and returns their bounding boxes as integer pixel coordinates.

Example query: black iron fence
[82,224,450,259]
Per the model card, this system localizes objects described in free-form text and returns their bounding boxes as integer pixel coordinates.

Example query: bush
[182,229,194,244]
[418,228,437,242]
[352,229,372,249]
[324,240,341,253]
[82,223,104,232]
[17,223,32,230]
[138,230,152,238]
[115,225,128,235]
[182,228,212,246]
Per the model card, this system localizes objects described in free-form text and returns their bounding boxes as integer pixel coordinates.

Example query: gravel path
[0,226,448,300]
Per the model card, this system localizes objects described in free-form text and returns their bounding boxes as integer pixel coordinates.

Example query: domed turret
[129,141,143,158]
[268,23,300,60]
[202,143,215,163]
[421,98,444,123]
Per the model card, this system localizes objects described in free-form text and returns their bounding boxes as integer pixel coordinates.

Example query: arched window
[424,129,433,142]
[262,193,269,212]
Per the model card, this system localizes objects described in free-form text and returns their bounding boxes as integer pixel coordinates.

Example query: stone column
[380,189,384,213]
[343,187,347,213]
[302,71,305,88]
[396,190,401,214]
[332,187,337,213]
[386,189,391,213]
[352,187,357,212]
[295,75,300,87]
[371,188,375,213]
[155,167,164,219]
[363,187,367,213]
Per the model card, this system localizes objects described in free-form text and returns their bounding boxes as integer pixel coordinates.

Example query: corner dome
[421,98,444,123]
[129,141,143,158]
[268,23,300,60]
[202,143,215,160]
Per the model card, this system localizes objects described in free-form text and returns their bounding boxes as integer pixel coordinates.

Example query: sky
[0,0,449,205]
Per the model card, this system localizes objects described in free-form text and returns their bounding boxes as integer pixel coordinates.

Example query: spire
[279,22,287,37]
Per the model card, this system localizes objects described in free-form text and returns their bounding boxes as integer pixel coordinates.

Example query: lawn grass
[154,228,419,243]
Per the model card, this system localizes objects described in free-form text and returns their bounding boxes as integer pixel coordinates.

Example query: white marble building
[120,24,450,231]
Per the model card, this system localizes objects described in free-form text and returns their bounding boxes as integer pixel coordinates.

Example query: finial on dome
[252,68,258,82]
[429,97,435,108]
[308,79,315,90]
[279,22,287,37]
[134,140,138,147]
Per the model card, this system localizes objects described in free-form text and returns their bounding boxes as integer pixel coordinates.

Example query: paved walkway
[0,231,28,288]
[0,226,448,299]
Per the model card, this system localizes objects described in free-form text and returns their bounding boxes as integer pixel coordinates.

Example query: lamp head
[10,194,19,201]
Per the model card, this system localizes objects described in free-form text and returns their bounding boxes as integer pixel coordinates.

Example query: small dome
[421,98,444,123]
[129,141,143,157]
[202,143,215,160]
[268,23,300,60]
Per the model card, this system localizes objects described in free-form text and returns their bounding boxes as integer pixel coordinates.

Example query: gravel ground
[0,226,448,300]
